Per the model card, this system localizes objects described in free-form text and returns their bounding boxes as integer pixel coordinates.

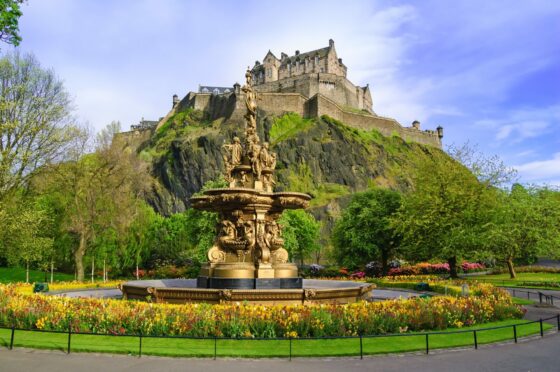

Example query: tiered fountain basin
[120,279,375,305]
[191,188,313,290]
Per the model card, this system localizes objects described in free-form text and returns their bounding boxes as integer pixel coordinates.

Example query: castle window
[266,68,271,78]
[320,67,324,73]
[202,87,209,93]
[296,61,299,70]
[315,56,319,66]
[212,88,219,95]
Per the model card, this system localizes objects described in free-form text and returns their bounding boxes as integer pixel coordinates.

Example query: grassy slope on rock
[140,110,460,215]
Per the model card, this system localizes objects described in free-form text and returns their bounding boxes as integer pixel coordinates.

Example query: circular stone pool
[120,278,375,305]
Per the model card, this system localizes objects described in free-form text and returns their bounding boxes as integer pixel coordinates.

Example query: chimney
[329,39,334,48]
[437,126,444,139]
[412,120,420,130]
[233,82,241,95]
[172,94,179,108]
[338,58,343,64]
[281,52,288,60]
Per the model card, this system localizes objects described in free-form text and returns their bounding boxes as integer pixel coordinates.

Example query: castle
[134,40,443,148]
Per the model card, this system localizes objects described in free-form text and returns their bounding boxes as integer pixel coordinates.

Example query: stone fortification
[147,40,443,148]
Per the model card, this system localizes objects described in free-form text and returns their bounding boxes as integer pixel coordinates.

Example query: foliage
[0,0,24,47]
[0,51,76,203]
[279,209,321,265]
[391,150,489,277]
[269,112,314,145]
[0,283,522,338]
[333,188,402,273]
[0,197,54,280]
[483,184,560,278]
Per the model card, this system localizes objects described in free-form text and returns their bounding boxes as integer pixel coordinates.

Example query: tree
[0,0,24,48]
[484,185,560,278]
[0,197,54,282]
[391,150,488,278]
[278,209,320,265]
[332,188,401,274]
[0,52,76,203]
[39,122,151,281]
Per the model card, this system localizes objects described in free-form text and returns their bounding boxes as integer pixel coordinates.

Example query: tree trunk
[506,257,516,279]
[26,261,29,283]
[91,256,95,283]
[103,258,106,282]
[448,256,458,279]
[381,249,389,276]
[50,261,54,283]
[136,264,139,280]
[75,233,87,281]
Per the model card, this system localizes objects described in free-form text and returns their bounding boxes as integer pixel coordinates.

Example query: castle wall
[254,73,371,112]
[308,94,441,148]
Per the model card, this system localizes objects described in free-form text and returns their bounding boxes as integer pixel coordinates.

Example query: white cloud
[475,105,560,143]
[514,153,560,186]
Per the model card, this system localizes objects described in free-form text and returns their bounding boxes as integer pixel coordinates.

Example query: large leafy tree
[38,122,151,281]
[0,52,76,203]
[392,150,489,278]
[0,0,24,48]
[332,188,401,274]
[279,209,321,265]
[484,185,560,278]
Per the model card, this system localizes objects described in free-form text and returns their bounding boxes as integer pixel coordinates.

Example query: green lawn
[0,267,75,284]
[467,272,560,289]
[0,319,552,358]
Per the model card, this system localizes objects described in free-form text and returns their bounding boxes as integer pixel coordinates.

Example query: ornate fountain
[191,70,311,289]
[120,69,374,304]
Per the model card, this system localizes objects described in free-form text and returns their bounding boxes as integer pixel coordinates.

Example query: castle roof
[280,46,330,66]
[199,86,233,94]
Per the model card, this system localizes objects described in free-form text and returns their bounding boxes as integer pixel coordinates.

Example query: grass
[466,272,560,290]
[0,319,552,358]
[0,267,74,284]
[269,113,314,145]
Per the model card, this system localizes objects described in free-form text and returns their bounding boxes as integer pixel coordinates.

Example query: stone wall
[308,94,441,147]
[155,90,442,148]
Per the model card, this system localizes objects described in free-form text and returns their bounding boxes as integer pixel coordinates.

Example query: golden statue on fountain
[191,69,311,289]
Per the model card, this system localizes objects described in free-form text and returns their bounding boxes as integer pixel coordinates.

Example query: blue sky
[8,0,560,185]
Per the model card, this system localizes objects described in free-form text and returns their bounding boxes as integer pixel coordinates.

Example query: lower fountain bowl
[120,279,375,305]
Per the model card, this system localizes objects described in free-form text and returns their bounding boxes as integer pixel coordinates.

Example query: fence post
[473,330,478,350]
[539,292,543,304]
[512,289,516,298]
[425,334,429,354]
[359,334,363,359]
[289,337,292,361]
[9,327,15,350]
[513,325,517,343]
[527,291,530,300]
[214,337,217,360]
[540,319,544,337]
[67,326,72,354]
[138,333,142,358]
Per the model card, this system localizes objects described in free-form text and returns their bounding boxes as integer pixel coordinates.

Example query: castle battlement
[151,40,443,148]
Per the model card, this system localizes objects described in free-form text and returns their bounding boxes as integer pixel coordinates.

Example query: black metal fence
[506,288,560,306]
[1,314,559,359]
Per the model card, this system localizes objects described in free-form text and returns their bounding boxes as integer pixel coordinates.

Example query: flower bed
[0,283,522,338]
[11,281,124,295]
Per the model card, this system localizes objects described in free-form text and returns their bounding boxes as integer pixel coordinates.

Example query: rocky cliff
[135,107,452,222]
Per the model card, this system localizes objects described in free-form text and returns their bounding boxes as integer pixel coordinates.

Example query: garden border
[1,315,558,359]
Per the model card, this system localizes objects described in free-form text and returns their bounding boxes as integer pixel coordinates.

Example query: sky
[7,0,560,185]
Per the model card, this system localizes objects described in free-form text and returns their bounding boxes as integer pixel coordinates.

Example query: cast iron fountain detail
[191,69,311,289]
